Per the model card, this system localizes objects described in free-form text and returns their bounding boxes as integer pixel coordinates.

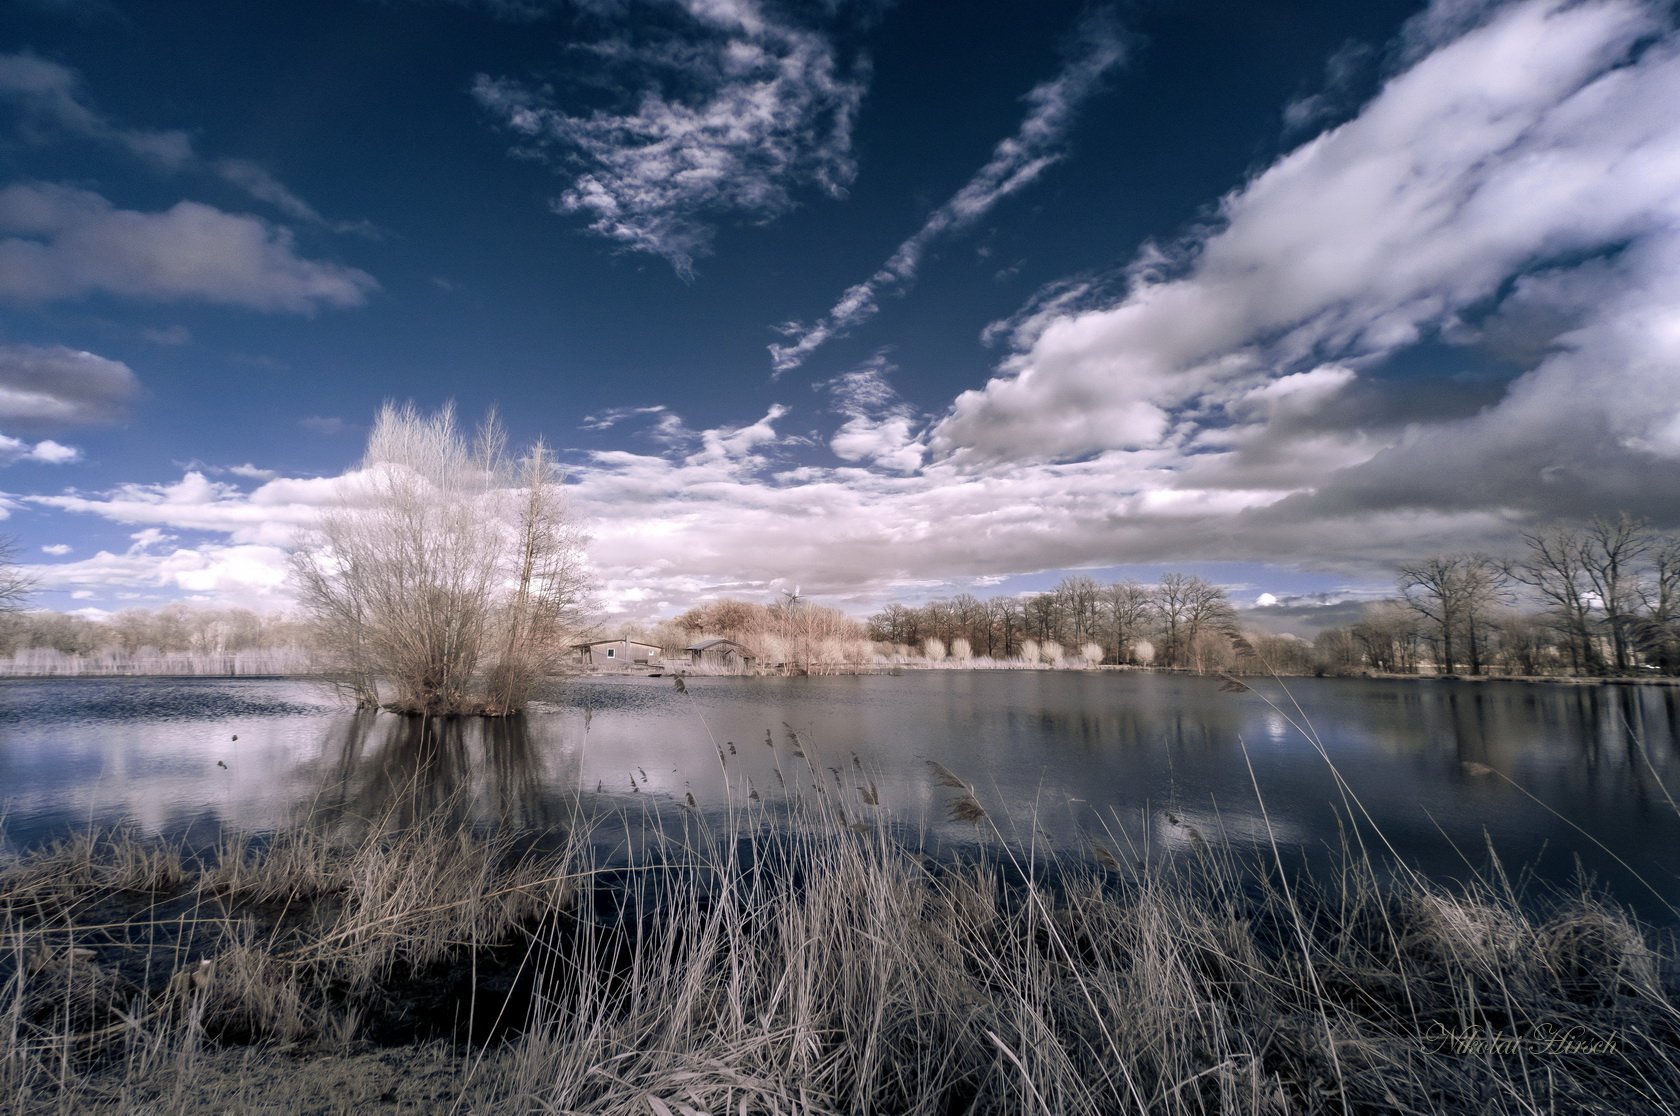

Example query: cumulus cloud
[824,356,924,473]
[26,542,293,599]
[41,543,71,555]
[0,434,80,465]
[0,343,139,430]
[928,0,1680,543]
[770,10,1126,372]
[472,0,868,277]
[0,183,378,311]
[29,469,345,547]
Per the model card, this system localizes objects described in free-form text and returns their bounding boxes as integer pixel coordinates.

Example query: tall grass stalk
[4,727,1679,1113]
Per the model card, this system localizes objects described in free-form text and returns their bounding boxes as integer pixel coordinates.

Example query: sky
[2,0,1678,632]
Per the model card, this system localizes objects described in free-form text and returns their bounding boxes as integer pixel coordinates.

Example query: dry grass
[4,745,1679,1114]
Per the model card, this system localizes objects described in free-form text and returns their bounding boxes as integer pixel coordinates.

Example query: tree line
[864,572,1243,671]
[0,603,314,675]
[1316,513,1680,677]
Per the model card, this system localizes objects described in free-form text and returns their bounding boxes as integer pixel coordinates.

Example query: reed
[3,742,1678,1113]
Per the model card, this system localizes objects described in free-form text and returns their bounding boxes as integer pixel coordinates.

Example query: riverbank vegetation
[5,761,1677,1114]
[0,604,313,677]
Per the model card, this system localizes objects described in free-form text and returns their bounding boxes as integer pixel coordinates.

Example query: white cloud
[824,356,924,473]
[40,543,70,555]
[26,542,293,601]
[22,0,1680,619]
[580,404,672,432]
[472,0,867,277]
[226,463,278,480]
[0,183,378,311]
[770,11,1126,372]
[0,433,82,464]
[28,469,350,547]
[0,343,139,429]
[930,0,1680,507]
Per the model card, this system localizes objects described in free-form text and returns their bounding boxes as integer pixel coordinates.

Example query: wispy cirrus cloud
[472,0,868,278]
[0,52,377,235]
[768,10,1126,373]
[0,182,377,311]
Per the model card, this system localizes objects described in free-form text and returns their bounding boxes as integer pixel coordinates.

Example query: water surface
[3,672,1678,920]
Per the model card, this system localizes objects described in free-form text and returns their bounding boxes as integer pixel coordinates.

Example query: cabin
[574,637,663,670]
[685,637,756,671]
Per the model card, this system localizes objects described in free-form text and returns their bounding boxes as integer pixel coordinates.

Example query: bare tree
[291,402,590,715]
[1350,600,1423,673]
[1100,580,1153,664]
[1155,573,1235,670]
[1633,533,1680,673]
[1512,523,1603,674]
[989,597,1022,659]
[0,538,33,613]
[1581,512,1651,674]
[1397,553,1509,675]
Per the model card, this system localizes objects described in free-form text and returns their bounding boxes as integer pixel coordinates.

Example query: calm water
[3,672,1679,920]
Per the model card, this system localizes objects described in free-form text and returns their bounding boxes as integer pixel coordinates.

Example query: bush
[291,403,590,714]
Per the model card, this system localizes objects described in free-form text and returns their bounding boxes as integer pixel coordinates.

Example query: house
[574,637,663,670]
[685,637,756,671]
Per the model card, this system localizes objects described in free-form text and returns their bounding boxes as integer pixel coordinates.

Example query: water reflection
[301,711,580,835]
[4,674,1680,922]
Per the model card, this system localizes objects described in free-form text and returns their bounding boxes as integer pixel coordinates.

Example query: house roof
[685,638,753,654]
[577,638,663,651]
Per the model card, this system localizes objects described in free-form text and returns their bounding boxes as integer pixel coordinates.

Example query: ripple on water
[0,677,334,726]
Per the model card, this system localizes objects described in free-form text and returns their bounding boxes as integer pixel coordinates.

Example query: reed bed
[4,734,1679,1114]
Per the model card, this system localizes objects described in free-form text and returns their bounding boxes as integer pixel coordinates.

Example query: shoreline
[7,664,1679,688]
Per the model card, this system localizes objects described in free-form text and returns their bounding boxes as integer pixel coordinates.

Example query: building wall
[584,640,661,669]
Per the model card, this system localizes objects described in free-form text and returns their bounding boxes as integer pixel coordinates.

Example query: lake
[3,671,1679,922]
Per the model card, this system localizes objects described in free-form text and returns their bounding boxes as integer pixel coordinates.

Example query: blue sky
[3,0,1678,628]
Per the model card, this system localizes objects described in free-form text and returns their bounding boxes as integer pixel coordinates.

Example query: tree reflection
[301,711,578,835]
